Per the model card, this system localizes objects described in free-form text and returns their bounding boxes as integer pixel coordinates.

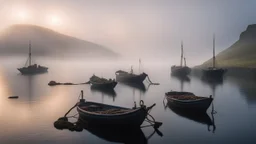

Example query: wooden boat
[115,70,148,83]
[18,42,48,75]
[77,91,154,126]
[165,91,213,112]
[89,75,117,89]
[171,41,191,76]
[203,34,227,79]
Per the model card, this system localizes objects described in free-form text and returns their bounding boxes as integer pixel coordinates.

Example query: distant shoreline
[192,67,256,79]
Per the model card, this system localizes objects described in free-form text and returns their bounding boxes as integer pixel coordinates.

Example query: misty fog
[1,0,256,66]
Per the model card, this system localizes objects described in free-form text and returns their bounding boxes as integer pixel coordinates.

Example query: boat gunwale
[77,101,144,117]
[165,95,212,103]
[90,81,117,85]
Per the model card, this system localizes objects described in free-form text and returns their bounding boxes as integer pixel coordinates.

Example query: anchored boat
[77,91,156,126]
[115,69,148,83]
[203,34,227,79]
[89,75,117,89]
[171,41,191,76]
[17,41,48,75]
[165,91,213,112]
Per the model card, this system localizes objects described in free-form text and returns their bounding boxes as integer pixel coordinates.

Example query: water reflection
[90,87,117,101]
[228,77,256,105]
[164,101,216,133]
[170,75,190,92]
[119,82,148,93]
[54,118,148,144]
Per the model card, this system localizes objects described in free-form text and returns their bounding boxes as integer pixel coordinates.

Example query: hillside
[200,24,256,68]
[0,24,118,58]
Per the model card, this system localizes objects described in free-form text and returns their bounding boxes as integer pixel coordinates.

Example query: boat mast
[180,41,183,67]
[184,57,186,67]
[29,41,31,66]
[139,58,141,73]
[213,34,215,68]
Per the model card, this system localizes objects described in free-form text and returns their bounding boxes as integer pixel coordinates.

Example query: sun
[49,15,62,26]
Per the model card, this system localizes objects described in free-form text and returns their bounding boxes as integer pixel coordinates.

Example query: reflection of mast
[180,80,184,92]
[210,102,216,133]
[133,88,135,103]
[210,81,217,133]
[28,75,33,107]
[101,93,104,103]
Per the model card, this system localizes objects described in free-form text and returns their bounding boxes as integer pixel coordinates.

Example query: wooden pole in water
[81,90,83,99]
[180,41,183,67]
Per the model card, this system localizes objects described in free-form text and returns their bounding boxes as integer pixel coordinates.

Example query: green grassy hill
[200,24,256,68]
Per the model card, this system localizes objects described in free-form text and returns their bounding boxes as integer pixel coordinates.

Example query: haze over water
[0,57,256,144]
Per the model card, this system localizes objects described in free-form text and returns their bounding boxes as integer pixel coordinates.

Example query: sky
[0,0,256,66]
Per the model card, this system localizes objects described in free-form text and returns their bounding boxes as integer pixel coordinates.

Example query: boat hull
[171,66,191,76]
[18,67,48,75]
[77,101,147,126]
[165,91,213,112]
[90,81,117,89]
[202,68,226,79]
[115,73,147,83]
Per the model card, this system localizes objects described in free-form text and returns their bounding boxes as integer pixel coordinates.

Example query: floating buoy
[8,96,19,99]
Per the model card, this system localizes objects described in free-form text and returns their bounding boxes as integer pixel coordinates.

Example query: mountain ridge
[199,24,256,68]
[0,24,118,58]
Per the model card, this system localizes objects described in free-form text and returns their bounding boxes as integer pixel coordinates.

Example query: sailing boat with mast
[115,59,148,83]
[18,41,48,75]
[202,34,226,79]
[171,41,191,76]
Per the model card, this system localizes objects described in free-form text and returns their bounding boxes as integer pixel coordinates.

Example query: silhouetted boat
[77,91,155,126]
[165,91,213,112]
[115,69,148,83]
[203,34,227,79]
[90,75,117,89]
[171,41,191,76]
[17,42,48,75]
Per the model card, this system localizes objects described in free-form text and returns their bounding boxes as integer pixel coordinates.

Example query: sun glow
[10,6,31,23]
[49,15,62,26]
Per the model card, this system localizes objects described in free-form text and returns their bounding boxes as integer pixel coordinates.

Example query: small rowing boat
[89,75,117,89]
[165,91,213,112]
[77,91,155,126]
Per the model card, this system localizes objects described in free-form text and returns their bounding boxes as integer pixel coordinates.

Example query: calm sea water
[0,57,256,144]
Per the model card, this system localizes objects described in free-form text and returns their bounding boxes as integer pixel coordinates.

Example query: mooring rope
[146,76,160,85]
